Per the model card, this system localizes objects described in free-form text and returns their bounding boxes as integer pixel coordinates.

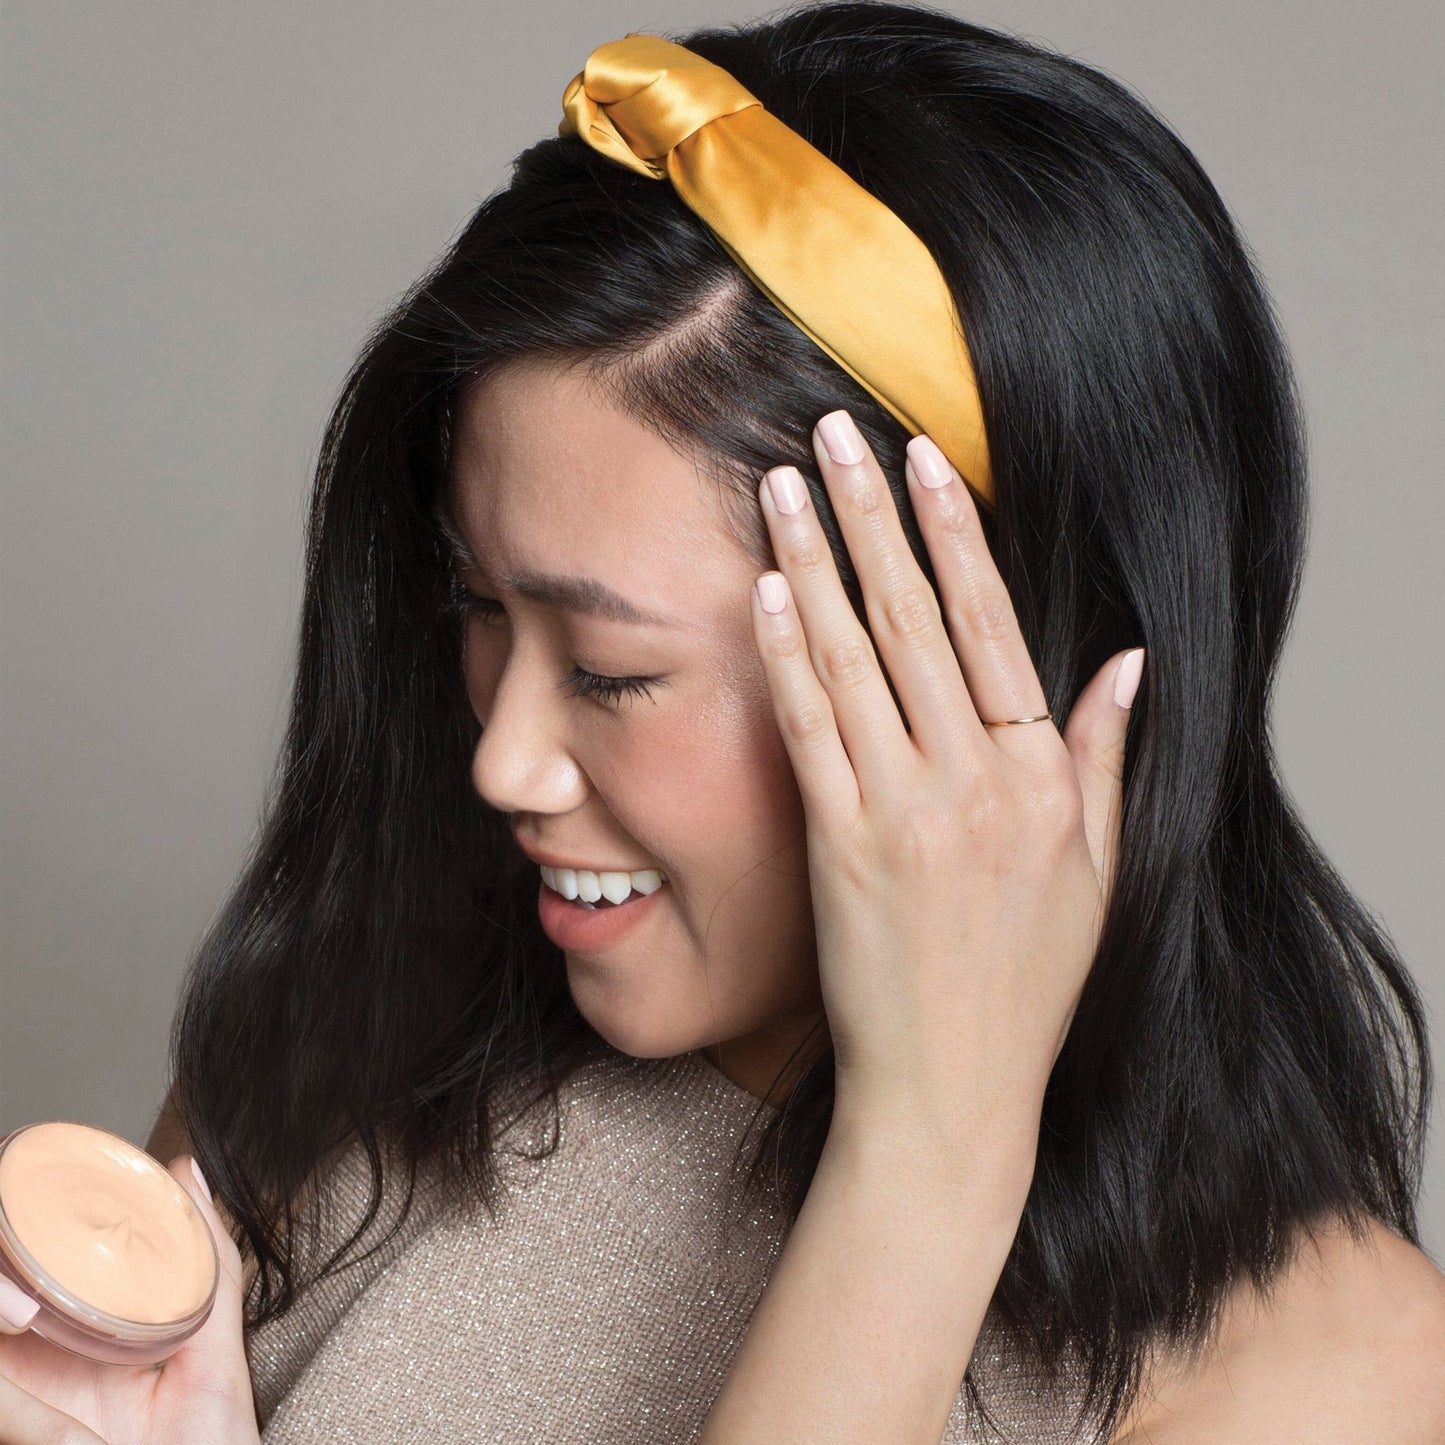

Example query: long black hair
[168,3,1431,1437]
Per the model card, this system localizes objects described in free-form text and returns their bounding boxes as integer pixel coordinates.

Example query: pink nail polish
[1114,648,1145,709]
[755,573,787,614]
[817,410,865,465]
[906,434,953,489]
[189,1156,213,1205]
[765,466,807,516]
[0,1275,40,1331]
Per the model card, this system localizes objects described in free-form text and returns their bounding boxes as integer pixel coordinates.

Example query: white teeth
[598,872,633,904]
[540,863,668,904]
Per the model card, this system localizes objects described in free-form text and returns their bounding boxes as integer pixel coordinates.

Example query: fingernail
[189,1156,213,1205]
[0,1276,40,1331]
[755,572,787,614]
[905,434,953,489]
[1114,648,1145,709]
[816,410,865,465]
[764,465,807,516]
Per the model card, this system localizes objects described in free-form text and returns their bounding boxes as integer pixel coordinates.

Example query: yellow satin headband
[558,32,996,510]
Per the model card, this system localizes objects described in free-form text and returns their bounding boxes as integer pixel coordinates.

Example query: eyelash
[453,591,660,708]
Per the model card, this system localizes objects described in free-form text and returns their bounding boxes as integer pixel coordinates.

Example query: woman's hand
[0,1156,260,1445]
[751,410,1143,1175]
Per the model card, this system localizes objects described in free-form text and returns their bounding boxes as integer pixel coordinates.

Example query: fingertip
[1113,647,1145,711]
[0,1275,40,1332]
[167,1154,218,1227]
[1063,647,1139,753]
[755,571,788,616]
[188,1156,214,1205]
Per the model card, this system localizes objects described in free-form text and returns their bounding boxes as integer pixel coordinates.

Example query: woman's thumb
[1062,647,1145,915]
[164,1156,253,1409]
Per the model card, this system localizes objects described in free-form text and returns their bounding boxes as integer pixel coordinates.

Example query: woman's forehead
[447,367,758,625]
[456,363,704,505]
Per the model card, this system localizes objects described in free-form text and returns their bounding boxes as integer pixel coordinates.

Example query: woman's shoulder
[1112,1213,1445,1443]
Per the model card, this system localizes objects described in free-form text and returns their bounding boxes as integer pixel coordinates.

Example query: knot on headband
[559,33,995,509]
[560,33,762,179]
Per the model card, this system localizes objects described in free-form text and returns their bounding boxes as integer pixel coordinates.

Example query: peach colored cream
[0,1122,214,1323]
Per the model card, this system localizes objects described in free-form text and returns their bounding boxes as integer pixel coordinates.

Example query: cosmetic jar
[0,1120,218,1364]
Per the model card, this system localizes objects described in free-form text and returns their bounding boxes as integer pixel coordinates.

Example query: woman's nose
[468,665,588,817]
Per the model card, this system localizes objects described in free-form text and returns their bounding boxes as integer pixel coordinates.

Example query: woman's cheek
[581,694,696,792]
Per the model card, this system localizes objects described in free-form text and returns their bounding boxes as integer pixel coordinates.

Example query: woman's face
[448,358,824,1103]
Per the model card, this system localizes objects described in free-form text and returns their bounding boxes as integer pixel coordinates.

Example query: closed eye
[453,590,662,709]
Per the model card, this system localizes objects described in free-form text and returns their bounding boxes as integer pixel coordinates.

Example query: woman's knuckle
[818,634,873,689]
[784,699,832,746]
[932,498,976,542]
[762,626,805,666]
[846,482,887,520]
[781,533,828,575]
[964,587,1015,643]
[878,586,938,647]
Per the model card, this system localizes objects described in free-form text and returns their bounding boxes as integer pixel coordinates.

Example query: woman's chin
[566,971,705,1061]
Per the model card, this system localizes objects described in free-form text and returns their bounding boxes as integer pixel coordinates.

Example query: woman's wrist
[827,1065,1045,1218]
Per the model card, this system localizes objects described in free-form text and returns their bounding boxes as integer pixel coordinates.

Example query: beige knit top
[246,1037,1097,1442]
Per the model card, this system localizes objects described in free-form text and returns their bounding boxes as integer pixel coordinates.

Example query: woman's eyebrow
[432,493,687,630]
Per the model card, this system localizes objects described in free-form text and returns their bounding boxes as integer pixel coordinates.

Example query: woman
[1,3,1440,1441]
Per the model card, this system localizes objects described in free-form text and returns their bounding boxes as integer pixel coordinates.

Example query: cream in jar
[0,1120,218,1364]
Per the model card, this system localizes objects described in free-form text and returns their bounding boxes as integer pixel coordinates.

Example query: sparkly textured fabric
[247,1038,1096,1442]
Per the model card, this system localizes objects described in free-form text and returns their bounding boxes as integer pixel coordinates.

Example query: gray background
[3,1,1441,1255]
